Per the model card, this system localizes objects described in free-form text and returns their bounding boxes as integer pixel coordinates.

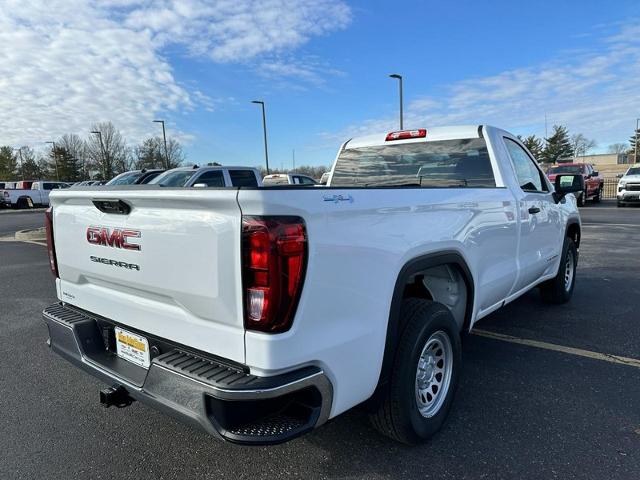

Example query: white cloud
[331,21,640,149]
[0,0,351,147]
[121,0,351,62]
[257,57,346,89]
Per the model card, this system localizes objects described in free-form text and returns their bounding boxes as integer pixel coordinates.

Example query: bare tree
[570,134,597,158]
[86,122,129,180]
[58,133,88,179]
[165,138,185,168]
[608,143,628,155]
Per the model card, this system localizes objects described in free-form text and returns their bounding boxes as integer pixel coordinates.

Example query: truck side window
[299,176,316,185]
[195,170,225,187]
[228,170,258,187]
[504,138,548,193]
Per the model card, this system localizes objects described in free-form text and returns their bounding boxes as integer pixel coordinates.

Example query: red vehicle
[546,163,603,206]
[15,180,34,190]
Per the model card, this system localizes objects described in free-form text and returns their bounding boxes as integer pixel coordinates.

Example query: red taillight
[385,129,427,141]
[44,207,59,278]
[242,216,307,333]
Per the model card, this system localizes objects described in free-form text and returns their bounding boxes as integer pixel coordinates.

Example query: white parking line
[472,329,640,369]
[582,223,640,228]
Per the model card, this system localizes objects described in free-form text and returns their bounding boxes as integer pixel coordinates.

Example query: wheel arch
[368,251,474,406]
[566,220,581,249]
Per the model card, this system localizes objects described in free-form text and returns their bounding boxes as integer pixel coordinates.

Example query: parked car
[1,180,68,208]
[616,165,640,207]
[72,181,100,187]
[149,165,262,187]
[546,163,603,206]
[43,125,582,446]
[106,169,165,186]
[263,173,318,186]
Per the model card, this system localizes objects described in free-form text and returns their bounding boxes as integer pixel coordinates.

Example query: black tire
[369,299,461,444]
[617,201,624,207]
[16,197,28,209]
[593,187,601,203]
[540,237,577,304]
[577,191,585,207]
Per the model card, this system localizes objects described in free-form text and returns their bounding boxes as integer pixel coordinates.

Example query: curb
[0,208,47,215]
[15,227,46,242]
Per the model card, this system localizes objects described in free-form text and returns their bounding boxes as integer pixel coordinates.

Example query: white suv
[617,166,640,207]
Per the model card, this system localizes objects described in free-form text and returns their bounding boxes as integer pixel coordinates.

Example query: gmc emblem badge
[86,226,141,251]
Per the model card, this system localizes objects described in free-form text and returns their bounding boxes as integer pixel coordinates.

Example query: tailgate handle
[92,199,131,215]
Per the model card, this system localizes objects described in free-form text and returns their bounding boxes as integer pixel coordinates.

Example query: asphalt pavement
[1,200,639,480]
[0,209,47,236]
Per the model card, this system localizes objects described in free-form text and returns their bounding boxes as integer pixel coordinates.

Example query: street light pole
[635,118,639,164]
[389,74,403,130]
[153,120,169,169]
[251,100,270,174]
[91,131,107,179]
[45,141,60,180]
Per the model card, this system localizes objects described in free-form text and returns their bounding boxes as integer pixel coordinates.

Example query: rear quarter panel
[238,186,518,417]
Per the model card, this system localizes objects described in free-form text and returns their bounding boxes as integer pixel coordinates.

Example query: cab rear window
[331,138,496,188]
[229,170,258,187]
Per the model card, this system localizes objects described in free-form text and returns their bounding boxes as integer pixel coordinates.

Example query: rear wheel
[577,191,585,207]
[369,299,461,444]
[593,186,601,203]
[540,237,577,304]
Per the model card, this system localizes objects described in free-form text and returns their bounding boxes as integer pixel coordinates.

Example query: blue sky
[2,0,640,169]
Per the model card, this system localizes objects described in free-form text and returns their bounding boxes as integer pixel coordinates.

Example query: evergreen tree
[521,135,544,160]
[542,125,573,164]
[133,136,184,170]
[0,146,18,179]
[49,146,83,181]
[133,138,165,169]
[630,128,640,156]
[19,147,43,179]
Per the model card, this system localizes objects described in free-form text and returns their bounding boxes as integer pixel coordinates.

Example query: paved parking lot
[1,202,639,479]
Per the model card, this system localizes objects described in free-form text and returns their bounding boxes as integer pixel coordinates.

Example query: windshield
[331,138,495,187]
[149,170,196,187]
[106,171,142,186]
[547,165,584,175]
[626,167,640,176]
[139,171,162,184]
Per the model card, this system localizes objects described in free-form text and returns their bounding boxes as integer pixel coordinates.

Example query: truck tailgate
[49,188,245,363]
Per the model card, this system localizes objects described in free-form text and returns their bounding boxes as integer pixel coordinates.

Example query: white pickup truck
[1,180,68,208]
[42,125,583,445]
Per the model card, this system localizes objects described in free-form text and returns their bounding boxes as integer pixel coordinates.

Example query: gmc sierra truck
[42,125,583,445]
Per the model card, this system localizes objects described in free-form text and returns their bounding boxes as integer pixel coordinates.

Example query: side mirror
[592,170,599,177]
[192,183,207,188]
[553,174,585,203]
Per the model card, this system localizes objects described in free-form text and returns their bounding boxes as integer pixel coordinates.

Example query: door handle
[528,206,541,214]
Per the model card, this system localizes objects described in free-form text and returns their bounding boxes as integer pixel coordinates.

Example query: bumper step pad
[42,302,332,445]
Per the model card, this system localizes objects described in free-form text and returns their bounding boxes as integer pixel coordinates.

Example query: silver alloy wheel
[564,249,575,292]
[415,330,453,418]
